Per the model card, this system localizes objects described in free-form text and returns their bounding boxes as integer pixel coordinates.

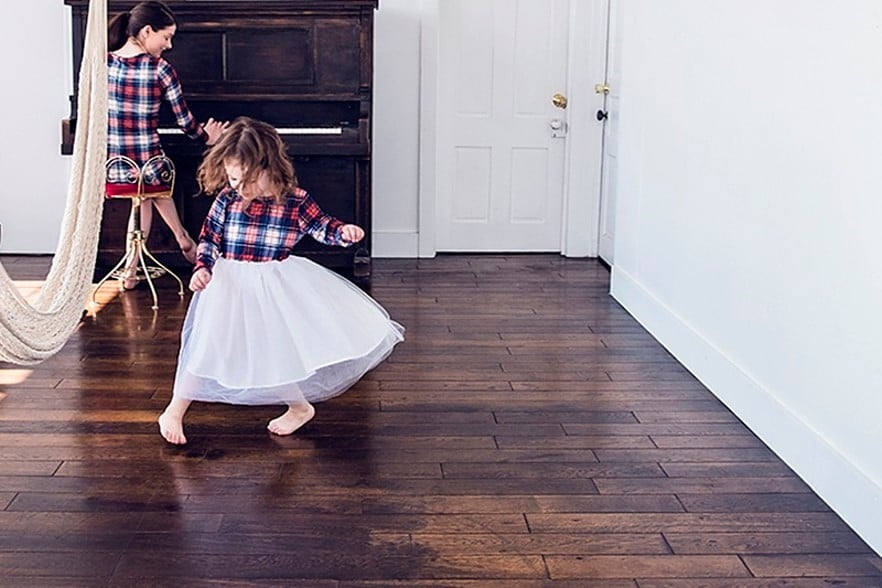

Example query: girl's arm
[297,191,354,247]
[157,59,208,143]
[194,191,229,274]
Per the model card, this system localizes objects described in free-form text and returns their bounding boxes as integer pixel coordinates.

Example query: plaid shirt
[107,53,206,184]
[195,187,350,273]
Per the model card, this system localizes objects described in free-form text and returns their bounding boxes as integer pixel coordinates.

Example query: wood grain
[1,253,879,585]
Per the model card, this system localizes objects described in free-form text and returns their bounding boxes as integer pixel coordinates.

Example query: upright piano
[61,0,378,280]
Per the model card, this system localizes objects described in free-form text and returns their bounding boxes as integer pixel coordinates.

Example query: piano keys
[157,128,344,136]
[61,0,378,280]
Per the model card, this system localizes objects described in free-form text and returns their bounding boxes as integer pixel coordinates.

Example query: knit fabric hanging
[0,0,107,365]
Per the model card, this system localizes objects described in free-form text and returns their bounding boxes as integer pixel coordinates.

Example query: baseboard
[372,230,419,258]
[610,265,882,556]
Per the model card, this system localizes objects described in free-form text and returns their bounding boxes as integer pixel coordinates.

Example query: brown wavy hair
[197,117,298,204]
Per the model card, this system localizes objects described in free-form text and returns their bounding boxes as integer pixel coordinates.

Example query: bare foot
[179,234,197,264]
[121,267,139,291]
[267,403,315,436]
[158,411,187,444]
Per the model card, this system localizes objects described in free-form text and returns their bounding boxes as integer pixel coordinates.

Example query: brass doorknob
[551,93,568,109]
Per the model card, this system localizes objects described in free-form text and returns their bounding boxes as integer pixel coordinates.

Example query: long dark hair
[108,1,176,52]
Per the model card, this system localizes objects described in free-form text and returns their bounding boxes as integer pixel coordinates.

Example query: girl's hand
[340,224,365,244]
[189,268,212,292]
[203,118,230,146]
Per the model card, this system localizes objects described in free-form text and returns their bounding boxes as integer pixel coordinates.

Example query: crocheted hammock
[0,0,107,365]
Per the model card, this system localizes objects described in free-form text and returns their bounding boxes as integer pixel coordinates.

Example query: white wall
[610,0,882,553]
[0,3,72,253]
[0,2,423,258]
[371,0,422,257]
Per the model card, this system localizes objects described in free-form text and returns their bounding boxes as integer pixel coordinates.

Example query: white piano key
[158,127,343,135]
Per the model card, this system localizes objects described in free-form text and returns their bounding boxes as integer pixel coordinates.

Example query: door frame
[418,0,610,258]
[597,0,619,265]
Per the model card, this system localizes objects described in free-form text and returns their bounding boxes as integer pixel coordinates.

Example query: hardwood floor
[1,253,880,586]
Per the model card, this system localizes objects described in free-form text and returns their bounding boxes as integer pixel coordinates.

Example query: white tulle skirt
[172,256,404,406]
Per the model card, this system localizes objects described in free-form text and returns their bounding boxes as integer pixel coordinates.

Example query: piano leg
[353,246,371,276]
[353,246,372,286]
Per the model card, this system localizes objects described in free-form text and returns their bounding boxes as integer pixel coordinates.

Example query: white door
[436,0,571,252]
[597,0,620,264]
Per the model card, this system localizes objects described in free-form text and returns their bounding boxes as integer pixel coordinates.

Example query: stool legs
[91,197,185,310]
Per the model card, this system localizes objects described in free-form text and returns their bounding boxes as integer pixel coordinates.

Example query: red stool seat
[105,182,173,199]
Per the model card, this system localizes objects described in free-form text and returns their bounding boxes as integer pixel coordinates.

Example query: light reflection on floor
[0,278,120,389]
[7,278,120,311]
[0,369,32,386]
[86,279,125,317]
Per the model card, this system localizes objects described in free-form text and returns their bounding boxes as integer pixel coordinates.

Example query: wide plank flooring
[0,253,880,586]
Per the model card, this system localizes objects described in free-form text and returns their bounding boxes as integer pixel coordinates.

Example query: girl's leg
[138,199,154,237]
[151,199,197,263]
[158,396,193,445]
[267,402,315,436]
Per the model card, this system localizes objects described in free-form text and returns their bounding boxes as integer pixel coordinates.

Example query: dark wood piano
[62,0,378,281]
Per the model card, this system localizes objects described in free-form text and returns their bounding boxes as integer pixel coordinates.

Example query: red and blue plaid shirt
[107,53,206,184]
[195,187,350,273]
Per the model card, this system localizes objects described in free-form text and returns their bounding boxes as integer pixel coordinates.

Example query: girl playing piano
[158,117,404,444]
[107,1,227,288]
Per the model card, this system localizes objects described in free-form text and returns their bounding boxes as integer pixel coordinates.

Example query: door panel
[437,0,570,252]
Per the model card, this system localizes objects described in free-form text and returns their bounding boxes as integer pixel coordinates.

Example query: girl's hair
[108,1,176,52]
[197,117,299,203]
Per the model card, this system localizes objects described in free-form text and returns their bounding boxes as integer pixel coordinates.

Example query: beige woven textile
[0,0,107,365]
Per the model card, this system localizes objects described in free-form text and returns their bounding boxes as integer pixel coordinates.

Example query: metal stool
[92,155,185,310]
